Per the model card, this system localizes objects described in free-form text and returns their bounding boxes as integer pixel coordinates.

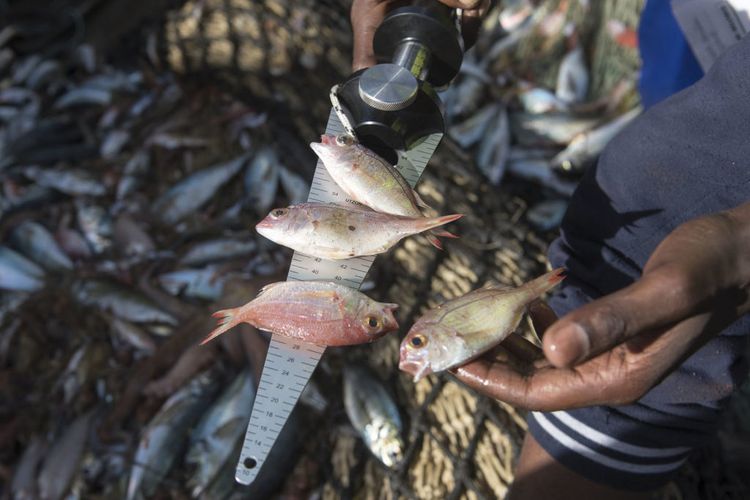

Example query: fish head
[309,134,358,169]
[364,421,404,468]
[399,320,465,382]
[255,206,306,243]
[356,302,399,341]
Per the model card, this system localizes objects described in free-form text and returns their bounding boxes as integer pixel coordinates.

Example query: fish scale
[235,110,442,484]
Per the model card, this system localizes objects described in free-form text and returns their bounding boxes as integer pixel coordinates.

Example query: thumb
[542,270,701,367]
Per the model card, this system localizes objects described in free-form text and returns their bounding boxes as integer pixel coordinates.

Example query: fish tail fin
[417,213,463,234]
[202,307,243,345]
[431,229,459,239]
[424,233,444,250]
[524,267,566,297]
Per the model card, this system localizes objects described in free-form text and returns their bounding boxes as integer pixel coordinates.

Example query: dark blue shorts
[527,7,750,492]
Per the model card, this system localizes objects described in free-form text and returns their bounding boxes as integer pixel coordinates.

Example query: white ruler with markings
[235,109,442,485]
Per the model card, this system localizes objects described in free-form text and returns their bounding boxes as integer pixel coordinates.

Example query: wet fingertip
[543,322,590,368]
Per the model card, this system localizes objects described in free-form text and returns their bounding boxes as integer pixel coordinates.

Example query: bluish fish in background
[152,154,248,224]
[126,369,221,500]
[186,369,256,497]
[244,146,280,215]
[0,245,45,291]
[10,220,73,271]
[72,279,178,325]
[343,364,404,468]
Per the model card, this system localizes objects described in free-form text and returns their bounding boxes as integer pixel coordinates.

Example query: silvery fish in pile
[126,369,221,500]
[343,364,405,468]
[186,369,256,497]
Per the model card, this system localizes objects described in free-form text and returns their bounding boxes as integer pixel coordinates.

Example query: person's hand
[351,0,491,71]
[451,202,750,411]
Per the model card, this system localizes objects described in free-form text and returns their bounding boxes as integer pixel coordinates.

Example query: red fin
[202,307,242,345]
[431,229,459,239]
[424,233,444,250]
[524,268,566,296]
[418,213,463,233]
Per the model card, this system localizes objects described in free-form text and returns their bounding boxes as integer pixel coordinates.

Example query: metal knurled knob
[358,64,419,112]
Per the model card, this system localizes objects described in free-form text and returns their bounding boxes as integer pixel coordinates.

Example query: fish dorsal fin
[481,280,513,291]
[257,281,286,298]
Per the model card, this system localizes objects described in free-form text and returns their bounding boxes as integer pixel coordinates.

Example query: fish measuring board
[236,109,442,485]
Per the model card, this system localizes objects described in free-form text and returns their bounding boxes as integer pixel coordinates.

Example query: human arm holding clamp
[351,0,491,71]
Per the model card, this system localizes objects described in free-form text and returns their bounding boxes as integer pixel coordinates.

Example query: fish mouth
[398,355,430,382]
[383,305,399,332]
[255,218,273,230]
[320,134,335,145]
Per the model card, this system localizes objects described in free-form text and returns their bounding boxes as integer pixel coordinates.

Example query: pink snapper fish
[255,203,462,260]
[310,134,458,249]
[399,268,565,381]
[203,280,399,346]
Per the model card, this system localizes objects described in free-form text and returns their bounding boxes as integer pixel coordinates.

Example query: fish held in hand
[310,134,458,249]
[256,203,462,260]
[399,268,565,381]
[203,280,399,346]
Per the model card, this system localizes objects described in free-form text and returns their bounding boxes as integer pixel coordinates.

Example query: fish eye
[409,334,427,348]
[271,208,287,218]
[366,316,380,329]
[335,134,355,146]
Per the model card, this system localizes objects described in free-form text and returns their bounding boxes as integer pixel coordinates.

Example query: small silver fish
[556,46,590,104]
[37,411,94,500]
[552,107,642,174]
[126,369,221,500]
[73,279,178,325]
[23,166,106,196]
[0,245,44,291]
[244,147,280,215]
[186,370,256,497]
[116,150,150,201]
[476,106,511,185]
[12,436,46,500]
[158,268,226,300]
[100,129,130,159]
[449,103,500,148]
[113,214,155,258]
[511,112,600,146]
[178,238,257,266]
[75,201,113,254]
[10,221,73,271]
[343,364,404,468]
[152,154,247,224]
[518,83,570,114]
[54,87,112,109]
[110,318,156,355]
[506,158,577,197]
[256,203,462,260]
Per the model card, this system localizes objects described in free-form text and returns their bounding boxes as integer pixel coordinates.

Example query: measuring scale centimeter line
[235,109,442,485]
